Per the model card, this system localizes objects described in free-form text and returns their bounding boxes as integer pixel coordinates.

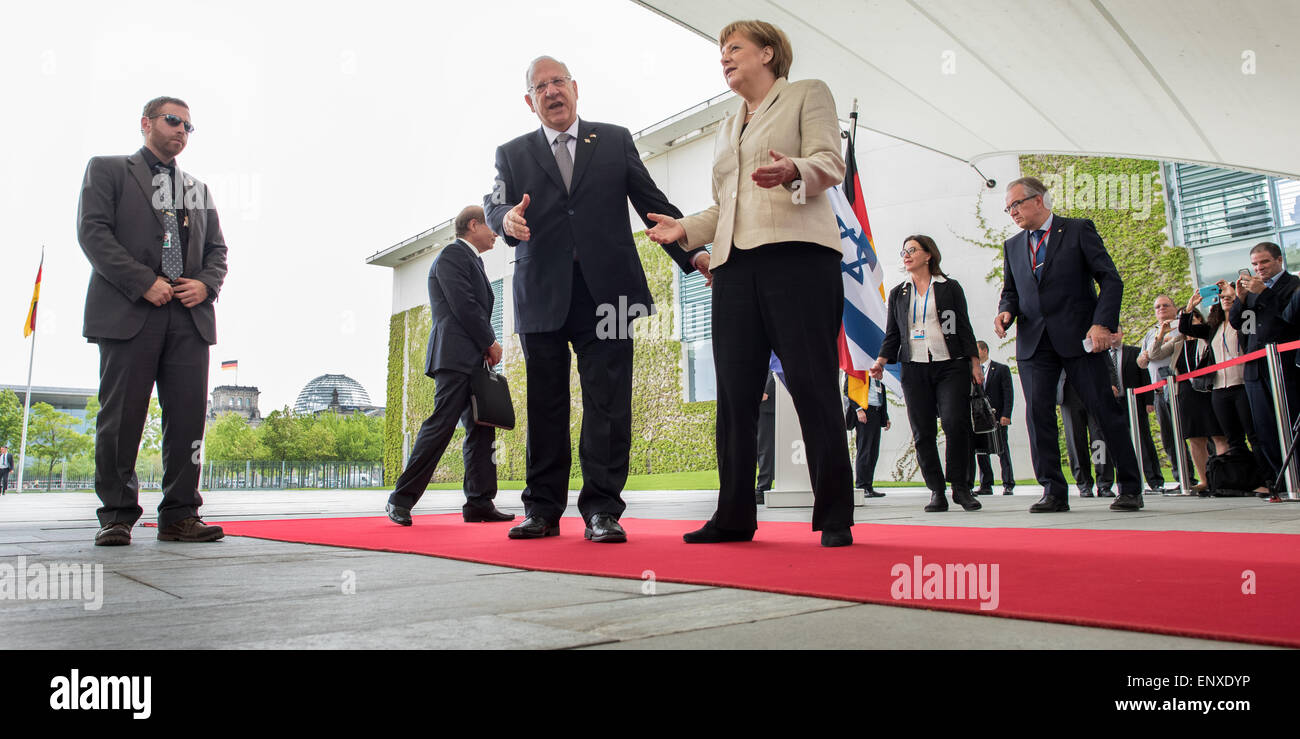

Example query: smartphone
[1198,284,1220,301]
[1239,268,1252,279]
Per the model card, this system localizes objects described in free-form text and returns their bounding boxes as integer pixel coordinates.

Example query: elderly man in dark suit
[994,176,1144,513]
[384,206,513,527]
[485,56,706,542]
[77,96,228,545]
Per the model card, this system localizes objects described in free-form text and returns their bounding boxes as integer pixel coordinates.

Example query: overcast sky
[0,0,724,412]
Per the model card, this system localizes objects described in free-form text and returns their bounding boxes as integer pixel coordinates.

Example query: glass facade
[1166,163,1300,285]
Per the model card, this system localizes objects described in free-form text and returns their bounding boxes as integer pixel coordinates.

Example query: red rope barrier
[1128,339,1300,395]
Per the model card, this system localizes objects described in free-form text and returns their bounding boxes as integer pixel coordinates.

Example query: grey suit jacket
[77,148,228,344]
[426,239,495,376]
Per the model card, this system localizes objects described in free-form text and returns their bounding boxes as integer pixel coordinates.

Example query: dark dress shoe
[821,528,852,547]
[1002,488,1014,496]
[95,522,132,546]
[1109,493,1144,511]
[584,513,627,543]
[157,517,224,542]
[508,515,558,539]
[924,491,949,512]
[974,488,994,496]
[386,502,412,526]
[865,490,886,498]
[463,504,515,523]
[683,515,755,543]
[1097,488,1116,498]
[1029,495,1069,513]
[1078,488,1095,498]
[951,488,982,511]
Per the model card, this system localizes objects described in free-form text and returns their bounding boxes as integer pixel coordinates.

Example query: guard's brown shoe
[94,522,132,546]
[157,517,224,542]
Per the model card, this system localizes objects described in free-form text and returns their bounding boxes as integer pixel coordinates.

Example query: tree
[205,412,262,461]
[0,389,22,448]
[24,403,92,491]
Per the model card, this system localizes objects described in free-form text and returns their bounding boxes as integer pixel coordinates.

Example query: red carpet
[220,515,1300,647]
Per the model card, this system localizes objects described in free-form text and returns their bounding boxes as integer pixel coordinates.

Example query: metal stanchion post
[1126,388,1143,476]
[1265,344,1300,499]
[1166,377,1192,496]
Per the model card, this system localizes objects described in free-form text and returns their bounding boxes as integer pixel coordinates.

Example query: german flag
[23,252,42,338]
[221,360,238,370]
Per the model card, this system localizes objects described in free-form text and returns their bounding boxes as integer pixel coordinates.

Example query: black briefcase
[970,383,997,434]
[470,361,515,430]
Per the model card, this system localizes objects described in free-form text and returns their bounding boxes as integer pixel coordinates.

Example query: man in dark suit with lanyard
[485,56,707,542]
[384,206,513,527]
[994,176,1144,512]
[77,96,228,545]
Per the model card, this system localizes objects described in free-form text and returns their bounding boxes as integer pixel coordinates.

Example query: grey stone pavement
[0,486,1296,650]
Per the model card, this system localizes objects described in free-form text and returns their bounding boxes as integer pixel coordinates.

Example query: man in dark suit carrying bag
[485,56,708,542]
[78,96,228,546]
[993,176,1145,513]
[384,207,513,527]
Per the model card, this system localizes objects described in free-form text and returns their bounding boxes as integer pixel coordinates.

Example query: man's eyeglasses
[1004,194,1040,214]
[528,76,572,94]
[149,114,195,133]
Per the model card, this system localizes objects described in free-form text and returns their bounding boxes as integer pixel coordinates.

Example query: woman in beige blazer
[647,19,853,547]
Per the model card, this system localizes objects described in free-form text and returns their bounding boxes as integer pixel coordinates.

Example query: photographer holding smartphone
[1227,242,1300,493]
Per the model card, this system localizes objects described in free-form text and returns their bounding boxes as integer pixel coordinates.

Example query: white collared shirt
[542,118,579,161]
[908,274,951,362]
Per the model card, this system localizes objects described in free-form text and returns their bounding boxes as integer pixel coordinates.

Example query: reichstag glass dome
[293,374,373,414]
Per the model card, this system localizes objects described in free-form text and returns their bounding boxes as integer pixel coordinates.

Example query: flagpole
[17,246,44,493]
[17,329,35,492]
[849,98,859,152]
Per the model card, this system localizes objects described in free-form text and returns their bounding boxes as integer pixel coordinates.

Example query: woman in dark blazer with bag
[870,235,983,513]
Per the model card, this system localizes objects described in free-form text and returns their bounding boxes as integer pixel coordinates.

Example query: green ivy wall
[383,234,718,484]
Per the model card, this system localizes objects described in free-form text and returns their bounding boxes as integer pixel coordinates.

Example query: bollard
[1166,377,1192,496]
[1265,344,1300,499]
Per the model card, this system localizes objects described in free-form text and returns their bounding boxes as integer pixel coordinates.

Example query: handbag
[970,382,997,434]
[1188,340,1214,393]
[469,361,515,430]
[970,383,1001,455]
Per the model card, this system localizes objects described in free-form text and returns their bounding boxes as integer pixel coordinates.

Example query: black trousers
[94,300,208,528]
[711,243,853,532]
[1093,398,1165,491]
[852,406,884,490]
[1022,343,1142,499]
[1242,362,1300,485]
[518,263,633,525]
[389,368,496,512]
[901,358,972,494]
[756,409,775,492]
[1211,384,1255,451]
[1060,399,1102,489]
[0,469,9,493]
